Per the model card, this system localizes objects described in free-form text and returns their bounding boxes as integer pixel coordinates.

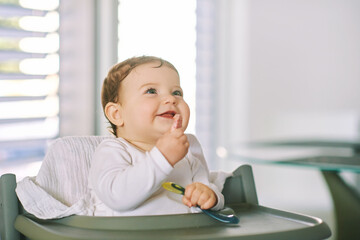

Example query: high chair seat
[0,136,332,240]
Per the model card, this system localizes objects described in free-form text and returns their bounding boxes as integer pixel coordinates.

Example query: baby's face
[117,62,190,144]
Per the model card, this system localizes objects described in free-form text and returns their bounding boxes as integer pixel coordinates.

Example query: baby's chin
[154,122,188,136]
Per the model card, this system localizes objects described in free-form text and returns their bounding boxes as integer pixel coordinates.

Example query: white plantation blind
[0,0,60,162]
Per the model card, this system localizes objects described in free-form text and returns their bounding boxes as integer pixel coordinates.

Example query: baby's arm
[182,182,217,209]
[89,139,173,211]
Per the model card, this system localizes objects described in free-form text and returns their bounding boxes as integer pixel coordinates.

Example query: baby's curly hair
[101,56,179,136]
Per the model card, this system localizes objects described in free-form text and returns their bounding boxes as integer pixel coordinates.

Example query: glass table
[227,139,360,240]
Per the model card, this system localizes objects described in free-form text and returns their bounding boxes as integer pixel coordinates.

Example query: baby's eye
[172,90,183,96]
[145,88,157,94]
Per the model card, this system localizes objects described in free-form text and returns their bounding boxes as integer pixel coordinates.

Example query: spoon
[162,182,239,224]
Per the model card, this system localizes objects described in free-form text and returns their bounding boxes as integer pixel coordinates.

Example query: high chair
[0,136,331,240]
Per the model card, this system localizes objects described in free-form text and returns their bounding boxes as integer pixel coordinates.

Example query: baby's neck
[121,137,156,152]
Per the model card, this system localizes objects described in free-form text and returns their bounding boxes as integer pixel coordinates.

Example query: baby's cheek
[179,103,190,129]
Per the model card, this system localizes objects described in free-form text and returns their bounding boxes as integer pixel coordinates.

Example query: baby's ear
[104,102,124,127]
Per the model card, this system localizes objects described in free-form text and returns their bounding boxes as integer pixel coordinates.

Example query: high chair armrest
[0,174,20,240]
[222,165,258,205]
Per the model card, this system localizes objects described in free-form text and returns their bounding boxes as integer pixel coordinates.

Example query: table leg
[322,171,360,240]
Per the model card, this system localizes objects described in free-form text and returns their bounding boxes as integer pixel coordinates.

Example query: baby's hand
[182,182,217,210]
[156,114,189,166]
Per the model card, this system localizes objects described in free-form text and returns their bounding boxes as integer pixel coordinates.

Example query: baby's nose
[163,94,177,104]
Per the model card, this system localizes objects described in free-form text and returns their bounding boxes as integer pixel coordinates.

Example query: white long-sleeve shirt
[88,134,224,216]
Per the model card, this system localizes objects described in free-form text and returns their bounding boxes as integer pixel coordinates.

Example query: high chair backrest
[35,136,111,205]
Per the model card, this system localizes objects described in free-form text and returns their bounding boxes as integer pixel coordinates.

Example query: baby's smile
[157,111,177,119]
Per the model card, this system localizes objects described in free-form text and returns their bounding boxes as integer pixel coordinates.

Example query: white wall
[214,1,360,239]
[248,0,360,141]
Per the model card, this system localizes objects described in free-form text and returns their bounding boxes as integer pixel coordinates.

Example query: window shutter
[0,0,60,162]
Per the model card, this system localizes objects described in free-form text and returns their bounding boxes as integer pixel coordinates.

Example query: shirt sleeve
[186,134,225,211]
[88,139,173,212]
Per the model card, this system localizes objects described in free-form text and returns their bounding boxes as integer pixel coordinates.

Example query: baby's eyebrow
[175,86,183,92]
[138,82,158,90]
[138,82,182,90]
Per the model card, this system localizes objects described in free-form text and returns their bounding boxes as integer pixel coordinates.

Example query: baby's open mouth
[157,111,176,119]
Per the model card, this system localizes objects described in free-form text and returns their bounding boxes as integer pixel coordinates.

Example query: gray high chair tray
[1,165,331,240]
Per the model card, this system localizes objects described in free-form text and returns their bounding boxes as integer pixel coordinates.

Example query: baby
[88,56,224,216]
